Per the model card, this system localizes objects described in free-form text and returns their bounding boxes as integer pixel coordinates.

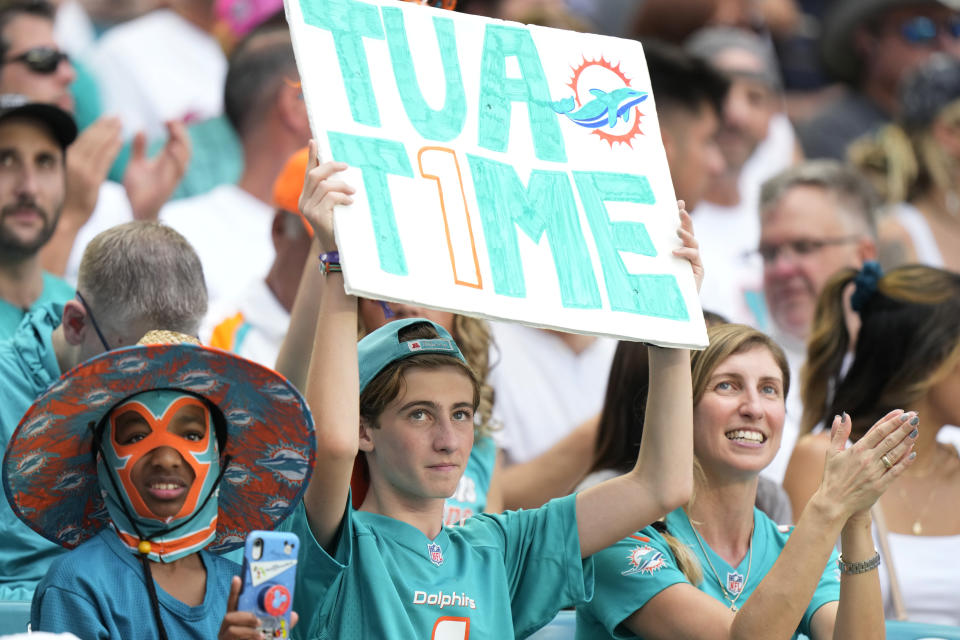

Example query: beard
[0,198,61,260]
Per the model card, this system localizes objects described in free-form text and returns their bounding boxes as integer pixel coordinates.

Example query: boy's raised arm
[575,205,699,557]
[298,141,360,551]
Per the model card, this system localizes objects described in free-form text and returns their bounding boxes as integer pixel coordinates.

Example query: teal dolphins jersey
[576,507,840,639]
[284,493,592,639]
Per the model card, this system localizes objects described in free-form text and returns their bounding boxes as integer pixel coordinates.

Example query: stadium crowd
[1,0,959,638]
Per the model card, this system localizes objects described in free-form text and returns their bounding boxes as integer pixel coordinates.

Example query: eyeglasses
[753,236,862,265]
[898,15,960,45]
[76,291,112,352]
[1,47,69,74]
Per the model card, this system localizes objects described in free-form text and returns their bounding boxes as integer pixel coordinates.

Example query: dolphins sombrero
[2,330,316,554]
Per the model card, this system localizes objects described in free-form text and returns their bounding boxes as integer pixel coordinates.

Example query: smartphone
[238,530,299,638]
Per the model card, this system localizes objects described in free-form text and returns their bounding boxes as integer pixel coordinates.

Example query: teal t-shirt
[0,274,72,341]
[0,303,66,600]
[443,434,497,526]
[284,492,593,639]
[576,507,840,639]
[32,529,239,638]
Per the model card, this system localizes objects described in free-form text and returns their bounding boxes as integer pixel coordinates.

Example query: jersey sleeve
[800,544,841,634]
[32,584,110,639]
[280,496,354,635]
[578,528,688,638]
[469,493,593,638]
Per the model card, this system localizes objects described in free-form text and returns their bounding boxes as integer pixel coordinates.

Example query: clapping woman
[578,323,917,639]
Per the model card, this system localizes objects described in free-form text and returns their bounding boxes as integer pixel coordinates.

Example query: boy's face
[360,366,475,504]
[107,391,216,520]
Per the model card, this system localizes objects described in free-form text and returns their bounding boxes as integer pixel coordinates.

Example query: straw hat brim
[2,342,316,553]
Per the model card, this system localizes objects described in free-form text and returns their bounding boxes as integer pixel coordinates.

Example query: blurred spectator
[645,40,728,211]
[84,0,225,141]
[0,221,207,600]
[786,263,960,624]
[565,0,642,37]
[757,160,878,483]
[207,147,312,365]
[685,26,798,328]
[160,23,308,313]
[0,95,76,338]
[849,54,960,271]
[498,0,594,30]
[0,1,190,284]
[797,0,960,160]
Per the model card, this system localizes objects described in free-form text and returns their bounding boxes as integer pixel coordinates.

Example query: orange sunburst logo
[552,56,647,149]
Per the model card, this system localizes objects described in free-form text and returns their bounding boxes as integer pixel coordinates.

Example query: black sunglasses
[2,47,69,74]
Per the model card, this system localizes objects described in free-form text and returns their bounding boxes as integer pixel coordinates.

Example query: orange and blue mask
[96,390,222,563]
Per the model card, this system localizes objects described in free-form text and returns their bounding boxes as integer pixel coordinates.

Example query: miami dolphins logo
[257,446,310,486]
[552,57,648,148]
[622,544,666,576]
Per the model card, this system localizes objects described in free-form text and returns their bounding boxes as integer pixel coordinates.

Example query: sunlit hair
[760,159,878,238]
[849,100,960,205]
[359,321,482,430]
[77,222,208,336]
[692,324,790,407]
[802,264,960,439]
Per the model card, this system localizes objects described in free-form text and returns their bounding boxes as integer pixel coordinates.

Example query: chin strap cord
[139,554,170,640]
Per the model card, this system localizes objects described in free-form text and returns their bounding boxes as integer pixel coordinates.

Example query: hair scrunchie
[850,261,884,312]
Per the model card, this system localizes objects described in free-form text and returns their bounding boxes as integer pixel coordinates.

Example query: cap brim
[0,102,77,148]
[2,343,315,553]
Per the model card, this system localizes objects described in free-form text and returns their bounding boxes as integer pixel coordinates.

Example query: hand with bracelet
[578,329,917,640]
[297,140,355,262]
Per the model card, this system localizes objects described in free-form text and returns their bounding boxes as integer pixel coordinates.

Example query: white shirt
[203,279,289,369]
[486,322,616,465]
[160,184,275,311]
[64,181,134,286]
[879,530,960,625]
[84,9,227,140]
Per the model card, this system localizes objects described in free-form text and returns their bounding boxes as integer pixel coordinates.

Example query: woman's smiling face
[693,345,786,479]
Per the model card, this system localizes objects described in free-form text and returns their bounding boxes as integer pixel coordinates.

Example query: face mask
[97,390,221,563]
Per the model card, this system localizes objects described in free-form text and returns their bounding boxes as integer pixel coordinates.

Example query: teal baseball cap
[358,318,466,392]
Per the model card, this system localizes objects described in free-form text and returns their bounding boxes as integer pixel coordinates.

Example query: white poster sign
[286,0,706,347]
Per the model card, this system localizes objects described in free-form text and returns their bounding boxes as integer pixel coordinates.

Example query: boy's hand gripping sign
[285,0,707,348]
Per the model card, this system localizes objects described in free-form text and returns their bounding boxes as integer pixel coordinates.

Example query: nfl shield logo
[427,542,444,567]
[726,571,744,595]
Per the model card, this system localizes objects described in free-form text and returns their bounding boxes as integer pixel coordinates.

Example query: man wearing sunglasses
[0,1,191,283]
[799,0,960,161]
[754,160,879,484]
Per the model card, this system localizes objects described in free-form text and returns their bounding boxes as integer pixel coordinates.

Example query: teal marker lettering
[299,0,385,127]
[328,132,413,275]
[468,155,600,308]
[383,8,466,141]
[477,24,566,163]
[573,171,688,320]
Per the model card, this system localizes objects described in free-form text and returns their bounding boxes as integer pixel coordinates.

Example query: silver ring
[881,454,893,470]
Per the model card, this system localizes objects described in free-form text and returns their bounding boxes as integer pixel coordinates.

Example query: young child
[281,143,704,638]
[3,331,315,639]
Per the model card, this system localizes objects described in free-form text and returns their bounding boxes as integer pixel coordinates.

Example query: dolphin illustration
[552,88,648,129]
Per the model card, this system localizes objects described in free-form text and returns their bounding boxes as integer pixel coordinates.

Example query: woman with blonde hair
[578,323,917,639]
[849,54,960,271]
[784,263,960,624]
